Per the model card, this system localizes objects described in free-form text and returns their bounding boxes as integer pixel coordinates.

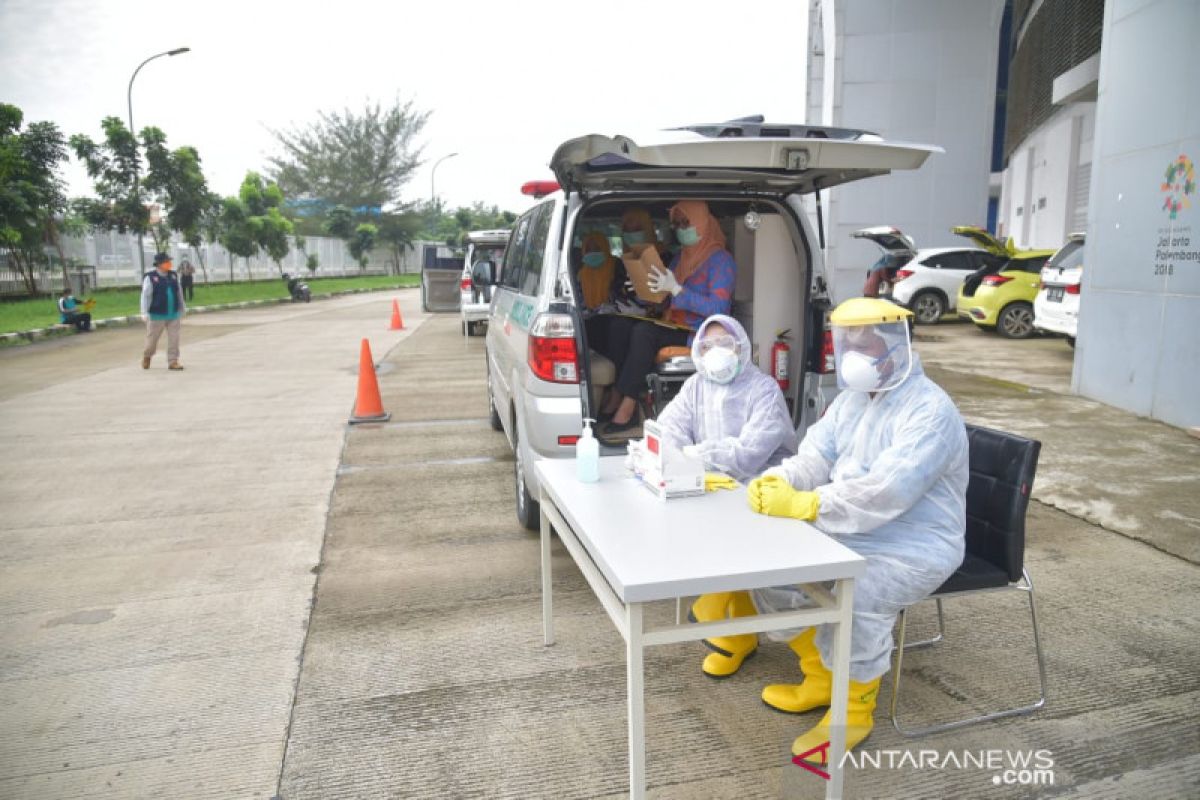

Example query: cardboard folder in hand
[621,244,670,304]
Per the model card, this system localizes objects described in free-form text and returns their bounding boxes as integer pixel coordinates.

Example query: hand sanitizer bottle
[576,417,599,483]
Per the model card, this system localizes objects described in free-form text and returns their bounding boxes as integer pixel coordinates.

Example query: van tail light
[894,269,914,281]
[1066,283,1081,295]
[820,330,836,374]
[460,276,473,291]
[982,274,1013,286]
[528,313,579,384]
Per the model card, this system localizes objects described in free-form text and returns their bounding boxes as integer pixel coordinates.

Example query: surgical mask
[622,231,646,246]
[839,350,887,392]
[702,346,740,384]
[581,252,606,268]
[676,226,700,246]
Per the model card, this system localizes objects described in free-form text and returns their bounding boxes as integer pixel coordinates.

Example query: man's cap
[153,252,172,265]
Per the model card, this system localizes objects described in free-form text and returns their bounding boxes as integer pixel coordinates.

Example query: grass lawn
[0,274,419,335]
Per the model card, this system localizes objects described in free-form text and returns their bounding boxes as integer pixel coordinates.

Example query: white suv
[479,120,939,529]
[854,225,1008,324]
[1034,233,1085,346]
[459,229,509,336]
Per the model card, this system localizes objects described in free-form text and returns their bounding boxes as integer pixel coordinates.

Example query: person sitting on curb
[57,287,92,332]
[140,253,186,370]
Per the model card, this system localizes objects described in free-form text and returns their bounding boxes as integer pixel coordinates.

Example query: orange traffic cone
[349,338,390,424]
[389,299,404,330]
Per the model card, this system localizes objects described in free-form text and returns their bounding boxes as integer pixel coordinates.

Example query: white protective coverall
[655,315,798,482]
[752,353,968,682]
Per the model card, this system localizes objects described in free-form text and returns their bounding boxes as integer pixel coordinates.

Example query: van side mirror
[472,260,496,286]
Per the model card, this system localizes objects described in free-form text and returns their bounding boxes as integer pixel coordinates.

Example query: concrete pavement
[0,292,428,799]
[277,316,1198,798]
[3,303,1197,798]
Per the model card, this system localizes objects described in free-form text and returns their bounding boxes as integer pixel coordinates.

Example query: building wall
[809,0,1006,302]
[1072,0,1200,429]
[998,102,1095,248]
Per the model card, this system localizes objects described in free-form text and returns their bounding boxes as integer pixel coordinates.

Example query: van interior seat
[655,345,691,363]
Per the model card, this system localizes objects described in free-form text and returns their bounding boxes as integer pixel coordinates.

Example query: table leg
[826,577,855,800]
[540,495,554,647]
[626,601,646,800]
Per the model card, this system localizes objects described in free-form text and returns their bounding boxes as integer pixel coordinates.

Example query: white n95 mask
[702,347,740,384]
[839,350,885,392]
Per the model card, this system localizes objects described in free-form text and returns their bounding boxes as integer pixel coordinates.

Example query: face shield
[832,320,912,392]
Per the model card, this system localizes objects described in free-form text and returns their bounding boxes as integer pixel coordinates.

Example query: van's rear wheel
[513,420,540,531]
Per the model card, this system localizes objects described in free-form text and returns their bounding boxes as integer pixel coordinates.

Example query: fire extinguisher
[771,329,791,392]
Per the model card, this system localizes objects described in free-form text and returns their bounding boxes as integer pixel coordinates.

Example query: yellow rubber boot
[688,592,733,624]
[699,591,758,678]
[790,677,881,762]
[760,628,832,713]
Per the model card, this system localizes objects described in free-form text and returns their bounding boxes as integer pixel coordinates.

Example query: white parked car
[479,119,939,530]
[1034,233,1085,346]
[853,225,1008,324]
[459,229,509,336]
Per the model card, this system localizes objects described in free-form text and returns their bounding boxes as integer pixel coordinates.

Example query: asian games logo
[1161,154,1195,219]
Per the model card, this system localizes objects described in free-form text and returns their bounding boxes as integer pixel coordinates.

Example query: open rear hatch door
[851,226,917,256]
[551,125,941,195]
[951,225,1013,256]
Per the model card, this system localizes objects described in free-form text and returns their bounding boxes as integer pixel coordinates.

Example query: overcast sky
[1,0,809,215]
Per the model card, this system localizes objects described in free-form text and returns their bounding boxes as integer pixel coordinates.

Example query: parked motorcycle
[282,273,311,303]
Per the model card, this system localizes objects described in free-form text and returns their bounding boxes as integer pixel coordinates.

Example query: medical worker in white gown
[718,297,968,763]
[655,315,801,678]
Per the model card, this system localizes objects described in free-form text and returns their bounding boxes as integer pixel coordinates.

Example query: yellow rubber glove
[704,473,739,492]
[747,475,820,521]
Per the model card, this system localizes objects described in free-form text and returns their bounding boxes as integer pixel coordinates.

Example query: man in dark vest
[140,252,186,370]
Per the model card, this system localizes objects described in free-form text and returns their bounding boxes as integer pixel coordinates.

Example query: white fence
[1,232,436,295]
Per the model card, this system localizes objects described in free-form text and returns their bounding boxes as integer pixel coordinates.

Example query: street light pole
[127,46,190,274]
[430,152,459,206]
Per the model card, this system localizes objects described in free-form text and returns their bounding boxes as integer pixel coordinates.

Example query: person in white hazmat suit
[724,297,967,764]
[657,315,799,678]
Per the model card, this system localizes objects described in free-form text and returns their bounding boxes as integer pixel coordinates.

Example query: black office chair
[889,424,1048,736]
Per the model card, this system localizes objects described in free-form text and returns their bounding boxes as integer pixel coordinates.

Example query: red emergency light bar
[521,180,560,198]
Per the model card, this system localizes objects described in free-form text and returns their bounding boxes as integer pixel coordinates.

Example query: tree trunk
[229,255,235,283]
[9,250,40,296]
[193,245,209,283]
[47,220,71,293]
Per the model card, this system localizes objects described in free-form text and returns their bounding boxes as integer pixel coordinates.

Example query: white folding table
[536,457,865,800]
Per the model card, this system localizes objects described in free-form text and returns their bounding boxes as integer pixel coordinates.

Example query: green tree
[267,97,429,210]
[142,128,212,258]
[218,196,257,282]
[376,210,422,274]
[323,204,355,239]
[0,104,70,295]
[236,171,293,274]
[68,117,146,238]
[348,223,377,269]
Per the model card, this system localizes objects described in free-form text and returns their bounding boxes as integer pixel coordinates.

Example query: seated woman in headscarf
[577,230,629,354]
[620,207,671,265]
[598,200,736,441]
